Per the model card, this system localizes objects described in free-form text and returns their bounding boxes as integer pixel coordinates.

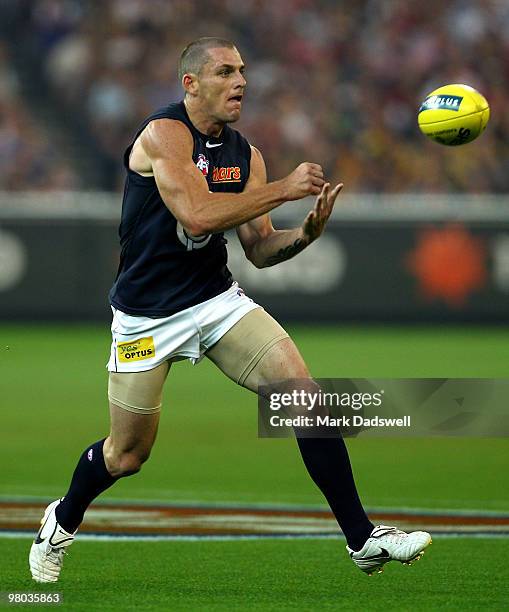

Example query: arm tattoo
[264,238,306,267]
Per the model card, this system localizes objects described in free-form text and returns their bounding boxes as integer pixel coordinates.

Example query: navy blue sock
[55,439,118,533]
[296,436,374,550]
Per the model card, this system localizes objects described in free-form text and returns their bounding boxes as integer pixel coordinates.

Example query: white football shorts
[107,282,261,373]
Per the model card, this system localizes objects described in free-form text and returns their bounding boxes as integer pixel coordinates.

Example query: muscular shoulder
[250,145,263,165]
[141,119,193,158]
[248,145,267,186]
[130,119,193,175]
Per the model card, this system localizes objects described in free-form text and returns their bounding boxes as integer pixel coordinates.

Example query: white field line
[0,495,508,517]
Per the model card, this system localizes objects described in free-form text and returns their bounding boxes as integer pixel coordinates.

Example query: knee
[104,446,151,478]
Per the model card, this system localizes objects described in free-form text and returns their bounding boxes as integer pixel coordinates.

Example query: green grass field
[1,324,508,610]
[1,538,508,611]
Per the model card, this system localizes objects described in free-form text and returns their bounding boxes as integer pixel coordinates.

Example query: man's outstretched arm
[139,119,324,236]
[237,146,343,268]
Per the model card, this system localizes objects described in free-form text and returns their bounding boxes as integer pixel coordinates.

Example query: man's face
[194,46,246,123]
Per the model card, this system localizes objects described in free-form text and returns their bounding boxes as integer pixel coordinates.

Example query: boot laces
[45,547,67,566]
[381,527,407,545]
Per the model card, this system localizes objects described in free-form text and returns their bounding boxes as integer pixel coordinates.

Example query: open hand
[302,182,343,243]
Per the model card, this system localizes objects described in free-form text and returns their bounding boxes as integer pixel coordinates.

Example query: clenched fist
[282,162,325,200]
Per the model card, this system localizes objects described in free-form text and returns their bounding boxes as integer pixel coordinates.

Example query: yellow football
[418,84,489,146]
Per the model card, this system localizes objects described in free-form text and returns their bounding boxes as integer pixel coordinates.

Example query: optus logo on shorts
[117,336,155,362]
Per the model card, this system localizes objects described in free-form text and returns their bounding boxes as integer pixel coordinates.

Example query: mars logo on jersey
[196,154,209,176]
[212,166,241,183]
[117,336,155,362]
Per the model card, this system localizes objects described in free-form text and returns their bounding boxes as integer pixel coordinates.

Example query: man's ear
[182,73,199,96]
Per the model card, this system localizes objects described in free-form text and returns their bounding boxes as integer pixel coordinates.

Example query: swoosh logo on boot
[358,547,391,561]
[34,515,50,544]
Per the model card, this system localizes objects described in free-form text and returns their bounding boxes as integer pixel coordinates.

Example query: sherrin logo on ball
[418,84,489,146]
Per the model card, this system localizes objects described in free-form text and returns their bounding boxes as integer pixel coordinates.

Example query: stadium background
[0,1,508,610]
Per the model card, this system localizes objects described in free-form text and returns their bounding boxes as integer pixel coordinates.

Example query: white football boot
[29,499,76,583]
[347,525,432,576]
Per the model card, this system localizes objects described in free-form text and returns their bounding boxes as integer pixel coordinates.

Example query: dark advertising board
[0,219,508,322]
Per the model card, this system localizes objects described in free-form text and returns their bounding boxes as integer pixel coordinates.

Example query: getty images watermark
[267,388,411,429]
[258,379,509,438]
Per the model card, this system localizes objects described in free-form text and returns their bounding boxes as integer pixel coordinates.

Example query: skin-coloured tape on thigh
[238,334,288,385]
[108,368,167,413]
[107,393,162,414]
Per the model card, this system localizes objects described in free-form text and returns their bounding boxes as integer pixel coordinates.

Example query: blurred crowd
[1,0,508,192]
[0,41,79,190]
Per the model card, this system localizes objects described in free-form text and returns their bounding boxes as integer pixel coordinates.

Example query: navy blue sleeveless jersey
[109,101,252,317]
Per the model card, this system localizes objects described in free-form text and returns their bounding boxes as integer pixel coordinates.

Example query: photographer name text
[269,414,411,428]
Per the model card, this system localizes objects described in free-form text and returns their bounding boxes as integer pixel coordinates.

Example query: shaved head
[178,37,236,81]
